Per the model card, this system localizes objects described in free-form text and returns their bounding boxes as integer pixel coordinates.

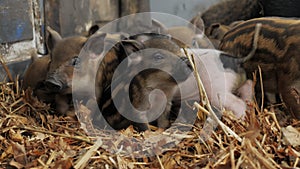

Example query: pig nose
[174,57,193,82]
[182,57,192,68]
[180,57,193,72]
[45,79,63,92]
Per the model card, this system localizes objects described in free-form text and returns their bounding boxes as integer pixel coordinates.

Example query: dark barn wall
[0,0,33,43]
[260,0,300,17]
[0,0,41,66]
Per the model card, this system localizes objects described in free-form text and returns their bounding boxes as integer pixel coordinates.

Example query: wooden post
[118,0,151,34]
[45,0,119,37]
[120,0,150,16]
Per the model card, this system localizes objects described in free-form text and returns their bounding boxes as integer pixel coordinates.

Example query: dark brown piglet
[191,0,261,28]
[24,27,88,115]
[23,55,54,103]
[93,33,192,131]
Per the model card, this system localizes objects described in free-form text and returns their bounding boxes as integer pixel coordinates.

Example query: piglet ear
[127,52,142,67]
[119,40,145,67]
[84,32,107,55]
[206,23,221,36]
[151,18,168,34]
[46,26,62,53]
[87,24,100,37]
[190,13,205,34]
[120,40,144,56]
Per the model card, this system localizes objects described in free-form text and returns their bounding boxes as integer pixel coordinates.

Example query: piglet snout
[181,57,192,70]
[175,57,192,81]
[45,78,63,92]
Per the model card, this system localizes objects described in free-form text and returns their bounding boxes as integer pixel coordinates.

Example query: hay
[0,70,299,168]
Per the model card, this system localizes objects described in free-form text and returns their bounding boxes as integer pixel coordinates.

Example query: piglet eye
[71,56,80,66]
[154,53,164,61]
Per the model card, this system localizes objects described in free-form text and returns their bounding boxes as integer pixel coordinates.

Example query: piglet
[177,49,253,118]
[176,23,261,118]
[23,27,88,115]
[220,17,300,119]
[92,33,192,131]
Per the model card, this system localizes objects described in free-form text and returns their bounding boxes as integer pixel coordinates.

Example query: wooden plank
[120,0,150,16]
[45,0,119,37]
[45,0,61,34]
[90,0,119,21]
[118,0,151,34]
[0,0,33,43]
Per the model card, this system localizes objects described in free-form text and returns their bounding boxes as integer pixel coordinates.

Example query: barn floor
[0,69,299,169]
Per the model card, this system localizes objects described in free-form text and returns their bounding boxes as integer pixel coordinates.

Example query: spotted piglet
[176,23,261,119]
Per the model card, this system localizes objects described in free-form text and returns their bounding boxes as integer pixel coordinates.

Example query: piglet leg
[222,93,248,119]
[237,79,253,102]
[55,94,70,116]
[148,89,170,129]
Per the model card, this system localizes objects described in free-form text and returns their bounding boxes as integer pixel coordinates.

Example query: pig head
[45,27,87,94]
[204,23,231,49]
[123,43,192,130]
[23,27,88,115]
[166,22,234,49]
[166,19,217,49]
